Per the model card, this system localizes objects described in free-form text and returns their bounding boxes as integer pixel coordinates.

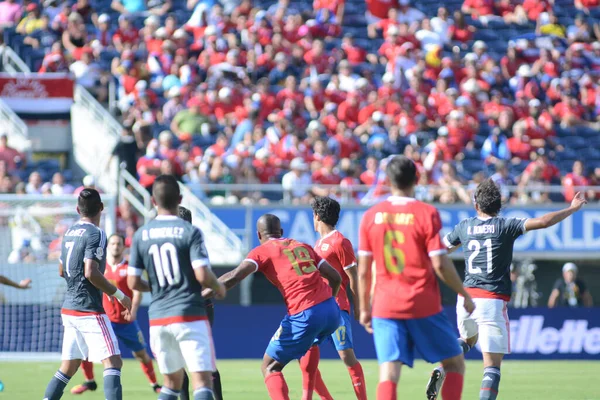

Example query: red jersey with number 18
[315,230,356,313]
[245,238,332,315]
[358,196,447,320]
[103,259,134,324]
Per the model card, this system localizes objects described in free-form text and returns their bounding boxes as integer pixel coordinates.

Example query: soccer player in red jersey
[298,196,367,400]
[71,234,161,395]
[357,156,476,400]
[203,214,342,400]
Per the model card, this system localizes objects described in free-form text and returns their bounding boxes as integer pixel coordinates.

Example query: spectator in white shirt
[430,7,452,44]
[415,18,445,52]
[397,0,424,26]
[282,157,313,203]
[69,49,107,101]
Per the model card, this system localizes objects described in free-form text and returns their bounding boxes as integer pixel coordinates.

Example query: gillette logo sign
[508,316,600,355]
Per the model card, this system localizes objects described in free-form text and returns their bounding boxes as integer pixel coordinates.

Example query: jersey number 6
[283,247,318,276]
[384,230,405,275]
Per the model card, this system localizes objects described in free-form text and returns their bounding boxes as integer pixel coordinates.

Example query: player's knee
[103,355,123,370]
[339,350,358,367]
[379,362,401,383]
[61,360,80,377]
[441,355,465,375]
[134,350,149,363]
[261,358,284,376]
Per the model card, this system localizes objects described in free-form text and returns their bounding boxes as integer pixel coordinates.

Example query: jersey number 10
[283,247,317,276]
[149,243,181,287]
[467,239,493,274]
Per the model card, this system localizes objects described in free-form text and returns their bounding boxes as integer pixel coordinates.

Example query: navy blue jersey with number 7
[128,215,210,324]
[443,216,528,297]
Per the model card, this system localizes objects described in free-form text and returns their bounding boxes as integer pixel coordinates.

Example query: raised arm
[319,261,341,297]
[0,275,31,289]
[524,192,587,231]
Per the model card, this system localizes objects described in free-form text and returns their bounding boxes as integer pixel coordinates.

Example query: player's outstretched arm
[431,254,475,314]
[525,192,587,231]
[194,265,226,300]
[319,261,342,297]
[357,253,373,333]
[85,259,132,311]
[0,275,31,289]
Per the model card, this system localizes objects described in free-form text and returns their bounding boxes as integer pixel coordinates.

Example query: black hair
[152,175,180,210]
[386,156,417,190]
[78,188,102,217]
[474,179,502,216]
[178,206,192,223]
[108,233,125,244]
[311,196,341,227]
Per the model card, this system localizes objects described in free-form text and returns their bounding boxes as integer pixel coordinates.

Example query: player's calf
[102,355,123,400]
[480,367,501,400]
[44,360,79,400]
[439,354,465,400]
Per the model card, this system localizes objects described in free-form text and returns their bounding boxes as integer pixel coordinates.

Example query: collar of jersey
[320,229,338,241]
[155,215,179,220]
[476,216,492,221]
[387,195,415,202]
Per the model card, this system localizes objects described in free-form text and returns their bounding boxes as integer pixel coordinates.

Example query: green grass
[0,359,598,399]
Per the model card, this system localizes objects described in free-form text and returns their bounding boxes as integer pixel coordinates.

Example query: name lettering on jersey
[65,228,86,237]
[141,227,185,241]
[468,225,495,235]
[374,212,414,226]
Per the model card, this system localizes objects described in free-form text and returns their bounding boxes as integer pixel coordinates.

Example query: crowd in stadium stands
[3,0,600,210]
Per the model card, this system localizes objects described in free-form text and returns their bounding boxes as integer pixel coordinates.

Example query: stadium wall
[1,305,599,361]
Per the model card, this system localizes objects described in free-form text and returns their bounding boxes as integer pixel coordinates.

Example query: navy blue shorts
[111,321,146,353]
[372,312,462,368]
[266,297,341,365]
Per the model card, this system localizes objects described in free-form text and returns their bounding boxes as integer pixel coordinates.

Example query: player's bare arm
[125,290,142,322]
[203,260,255,298]
[194,264,226,299]
[0,275,31,289]
[357,253,373,333]
[127,274,151,292]
[345,265,360,320]
[524,192,587,231]
[319,261,342,297]
[431,254,475,314]
[58,261,64,277]
[85,258,132,312]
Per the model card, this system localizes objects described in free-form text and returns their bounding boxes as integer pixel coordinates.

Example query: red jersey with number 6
[315,231,356,313]
[245,238,332,315]
[103,259,134,324]
[358,196,447,320]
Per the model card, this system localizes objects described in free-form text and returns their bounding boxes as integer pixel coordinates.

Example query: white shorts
[61,313,121,362]
[150,320,216,375]
[456,296,510,354]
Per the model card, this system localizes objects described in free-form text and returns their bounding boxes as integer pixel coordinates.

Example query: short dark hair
[311,196,340,227]
[78,189,102,217]
[152,175,180,210]
[386,156,417,190]
[108,233,125,244]
[178,206,192,223]
[474,179,502,216]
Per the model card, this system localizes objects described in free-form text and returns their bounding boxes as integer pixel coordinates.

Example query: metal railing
[117,166,154,224]
[185,183,597,204]
[1,46,30,74]
[0,98,30,152]
[74,85,122,136]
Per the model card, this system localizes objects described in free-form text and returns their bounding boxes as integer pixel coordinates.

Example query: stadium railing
[0,97,30,153]
[0,194,116,361]
[0,46,30,74]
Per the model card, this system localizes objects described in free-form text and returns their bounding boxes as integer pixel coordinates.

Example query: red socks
[299,346,321,400]
[442,371,464,400]
[81,360,95,381]
[348,362,367,400]
[314,369,334,400]
[377,381,397,400]
[140,360,157,385]
[265,371,290,400]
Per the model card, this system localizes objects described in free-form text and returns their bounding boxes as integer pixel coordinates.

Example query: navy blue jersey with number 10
[443,216,528,298]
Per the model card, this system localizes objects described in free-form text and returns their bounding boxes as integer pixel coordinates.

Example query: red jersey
[103,259,133,324]
[245,238,332,315]
[358,196,446,319]
[315,231,355,312]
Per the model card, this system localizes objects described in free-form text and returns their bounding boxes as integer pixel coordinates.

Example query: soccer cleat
[152,383,162,393]
[426,367,445,400]
[70,380,98,394]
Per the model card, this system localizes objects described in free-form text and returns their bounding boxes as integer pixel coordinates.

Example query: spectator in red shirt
[507,124,533,161]
[368,7,399,38]
[314,0,345,23]
[552,93,586,127]
[303,39,331,74]
[366,0,399,23]
[276,76,304,105]
[312,156,342,185]
[113,14,140,52]
[449,11,475,43]
[563,160,592,202]
[521,0,551,21]
[341,34,367,65]
[523,148,560,184]
[360,156,379,185]
[0,134,22,172]
[136,139,163,189]
[337,93,360,127]
[462,0,495,18]
[576,0,600,12]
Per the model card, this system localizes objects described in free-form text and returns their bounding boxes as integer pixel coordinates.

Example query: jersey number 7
[283,247,317,276]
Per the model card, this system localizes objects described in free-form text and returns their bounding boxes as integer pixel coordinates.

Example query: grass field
[1,359,598,399]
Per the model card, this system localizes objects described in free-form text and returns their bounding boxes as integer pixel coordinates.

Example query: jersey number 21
[467,239,492,274]
[149,243,181,287]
